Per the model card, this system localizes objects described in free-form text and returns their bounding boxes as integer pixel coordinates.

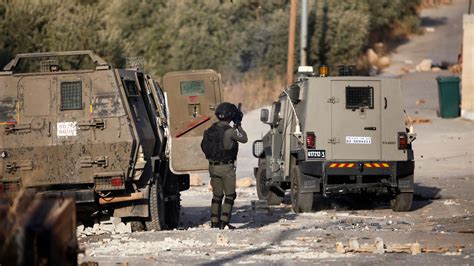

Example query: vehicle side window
[180,80,205,96]
[60,81,82,110]
[346,86,374,110]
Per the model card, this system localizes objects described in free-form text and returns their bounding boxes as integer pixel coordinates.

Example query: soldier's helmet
[215,102,237,121]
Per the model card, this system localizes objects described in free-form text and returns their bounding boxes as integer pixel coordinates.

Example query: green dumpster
[436,76,460,118]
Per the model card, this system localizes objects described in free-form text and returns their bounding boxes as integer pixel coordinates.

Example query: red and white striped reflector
[328,163,390,168]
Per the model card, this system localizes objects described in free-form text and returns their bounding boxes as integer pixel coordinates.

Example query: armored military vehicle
[0,51,223,230]
[253,66,416,213]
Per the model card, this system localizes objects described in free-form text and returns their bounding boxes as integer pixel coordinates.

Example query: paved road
[383,0,467,75]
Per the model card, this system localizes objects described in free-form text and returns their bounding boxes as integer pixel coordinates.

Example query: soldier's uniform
[208,121,247,229]
[201,102,247,229]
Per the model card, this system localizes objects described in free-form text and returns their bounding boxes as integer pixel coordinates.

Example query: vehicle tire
[391,192,413,212]
[256,161,284,205]
[145,176,165,231]
[290,158,313,213]
[165,193,181,229]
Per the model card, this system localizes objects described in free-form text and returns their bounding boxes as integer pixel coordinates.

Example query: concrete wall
[462,14,474,120]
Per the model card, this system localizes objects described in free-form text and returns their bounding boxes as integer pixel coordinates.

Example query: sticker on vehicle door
[307,149,326,159]
[346,136,371,144]
[57,122,77,137]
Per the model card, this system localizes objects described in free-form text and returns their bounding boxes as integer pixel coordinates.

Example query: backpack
[201,123,226,160]
[201,122,240,162]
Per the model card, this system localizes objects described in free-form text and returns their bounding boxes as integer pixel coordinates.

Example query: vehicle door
[163,69,223,173]
[330,80,381,160]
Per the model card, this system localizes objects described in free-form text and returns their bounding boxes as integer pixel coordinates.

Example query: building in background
[462,14,474,120]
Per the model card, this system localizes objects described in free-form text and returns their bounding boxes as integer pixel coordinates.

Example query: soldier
[201,102,247,229]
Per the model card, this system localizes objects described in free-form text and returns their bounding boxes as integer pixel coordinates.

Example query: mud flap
[299,173,321,193]
[113,184,150,218]
[397,174,414,193]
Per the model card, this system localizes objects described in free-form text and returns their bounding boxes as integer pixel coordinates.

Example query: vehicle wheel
[165,192,181,229]
[256,161,284,205]
[391,192,413,212]
[290,158,313,213]
[145,176,165,231]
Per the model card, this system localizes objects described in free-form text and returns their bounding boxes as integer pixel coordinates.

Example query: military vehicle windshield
[12,54,96,73]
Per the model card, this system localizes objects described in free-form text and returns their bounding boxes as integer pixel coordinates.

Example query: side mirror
[260,109,270,124]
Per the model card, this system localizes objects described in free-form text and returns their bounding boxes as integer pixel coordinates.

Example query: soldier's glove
[233,110,243,127]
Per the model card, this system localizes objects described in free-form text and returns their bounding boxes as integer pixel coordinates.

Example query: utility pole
[287,0,298,86]
[300,0,308,66]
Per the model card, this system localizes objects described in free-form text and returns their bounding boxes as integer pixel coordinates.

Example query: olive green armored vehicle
[0,51,223,230]
[253,66,416,213]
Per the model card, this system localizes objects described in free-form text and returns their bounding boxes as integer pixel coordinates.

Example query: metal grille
[252,140,264,158]
[61,81,82,110]
[40,59,58,72]
[346,86,374,109]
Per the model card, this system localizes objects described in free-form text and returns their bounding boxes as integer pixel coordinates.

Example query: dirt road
[79,2,474,265]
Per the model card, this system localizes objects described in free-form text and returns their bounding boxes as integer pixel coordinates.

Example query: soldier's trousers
[209,163,237,224]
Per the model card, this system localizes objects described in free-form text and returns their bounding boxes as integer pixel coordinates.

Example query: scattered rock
[377,56,391,69]
[374,42,386,55]
[367,49,379,66]
[411,242,421,255]
[443,199,460,206]
[110,216,122,227]
[216,233,229,246]
[349,238,360,250]
[236,177,255,188]
[190,173,204,187]
[449,64,462,73]
[335,242,345,253]
[374,237,384,254]
[425,27,436,33]
[431,67,442,72]
[416,59,433,72]
[116,222,132,234]
[416,99,426,105]
[408,117,431,124]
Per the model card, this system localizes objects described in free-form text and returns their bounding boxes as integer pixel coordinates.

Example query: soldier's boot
[211,194,223,228]
[219,193,236,230]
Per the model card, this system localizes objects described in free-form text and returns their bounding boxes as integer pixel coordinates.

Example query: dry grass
[420,0,453,8]
[223,72,286,112]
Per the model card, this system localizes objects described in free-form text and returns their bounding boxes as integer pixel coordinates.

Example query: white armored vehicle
[253,66,416,212]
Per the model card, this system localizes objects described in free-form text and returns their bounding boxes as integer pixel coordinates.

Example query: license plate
[307,149,326,159]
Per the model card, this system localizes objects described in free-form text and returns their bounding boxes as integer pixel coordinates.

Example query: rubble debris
[190,173,204,187]
[335,242,345,253]
[349,238,360,250]
[377,56,391,69]
[336,238,463,255]
[408,117,432,124]
[367,48,379,66]
[449,64,462,73]
[374,237,385,254]
[416,59,433,72]
[216,233,229,246]
[78,217,133,237]
[236,177,256,188]
[425,27,436,33]
[416,99,427,105]
[443,199,460,206]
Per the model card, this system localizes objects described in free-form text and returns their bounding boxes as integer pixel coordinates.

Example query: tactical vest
[201,122,238,162]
